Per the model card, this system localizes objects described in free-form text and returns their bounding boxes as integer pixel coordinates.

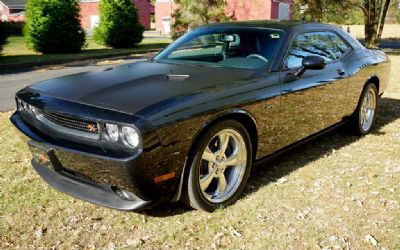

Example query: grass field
[0,36,171,65]
[343,24,400,39]
[0,57,399,249]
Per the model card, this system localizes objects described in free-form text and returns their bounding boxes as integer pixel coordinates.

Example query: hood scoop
[166,74,190,81]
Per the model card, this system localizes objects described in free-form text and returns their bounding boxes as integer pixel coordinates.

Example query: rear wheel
[183,120,252,212]
[350,83,378,135]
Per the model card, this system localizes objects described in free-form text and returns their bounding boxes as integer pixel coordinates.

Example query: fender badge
[87,124,98,133]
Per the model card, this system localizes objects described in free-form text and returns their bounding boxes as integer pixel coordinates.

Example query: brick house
[0,0,154,31]
[155,0,294,35]
[0,0,25,22]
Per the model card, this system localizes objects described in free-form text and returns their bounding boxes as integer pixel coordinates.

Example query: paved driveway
[0,59,141,112]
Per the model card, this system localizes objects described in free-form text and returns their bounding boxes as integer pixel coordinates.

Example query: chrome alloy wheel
[199,129,247,203]
[360,87,377,132]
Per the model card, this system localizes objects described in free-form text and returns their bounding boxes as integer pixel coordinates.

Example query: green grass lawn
[0,57,399,249]
[0,36,171,65]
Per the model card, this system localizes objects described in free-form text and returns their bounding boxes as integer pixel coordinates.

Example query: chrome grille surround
[35,109,100,140]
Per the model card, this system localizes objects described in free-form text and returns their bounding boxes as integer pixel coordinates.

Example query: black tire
[182,120,252,212]
[350,83,378,135]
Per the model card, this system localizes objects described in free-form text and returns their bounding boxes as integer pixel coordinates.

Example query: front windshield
[155,27,285,70]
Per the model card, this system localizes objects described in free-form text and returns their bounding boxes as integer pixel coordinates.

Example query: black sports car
[11,21,390,212]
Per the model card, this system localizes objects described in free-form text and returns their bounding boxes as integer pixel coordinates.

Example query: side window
[284,31,351,69]
[328,32,351,57]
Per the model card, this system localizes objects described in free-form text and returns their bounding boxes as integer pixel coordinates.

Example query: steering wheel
[246,54,269,63]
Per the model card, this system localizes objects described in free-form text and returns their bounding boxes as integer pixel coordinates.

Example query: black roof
[0,0,26,8]
[204,20,338,32]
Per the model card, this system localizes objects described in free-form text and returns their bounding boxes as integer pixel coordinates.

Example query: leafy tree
[0,21,10,54]
[94,0,144,48]
[294,0,364,24]
[171,0,231,39]
[387,0,400,23]
[294,0,324,22]
[24,0,85,54]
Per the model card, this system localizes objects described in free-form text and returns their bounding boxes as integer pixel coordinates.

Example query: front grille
[42,110,99,134]
[36,109,100,139]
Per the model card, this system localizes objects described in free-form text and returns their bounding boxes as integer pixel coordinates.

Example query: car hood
[27,61,257,117]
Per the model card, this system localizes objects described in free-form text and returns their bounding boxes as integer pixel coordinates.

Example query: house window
[278,3,290,20]
[162,17,171,33]
[90,15,100,29]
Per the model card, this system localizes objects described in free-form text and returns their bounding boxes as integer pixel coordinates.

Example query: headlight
[122,126,140,147]
[30,106,37,115]
[17,99,24,111]
[27,104,35,114]
[105,123,119,142]
[23,101,29,111]
[103,123,141,149]
[17,99,36,114]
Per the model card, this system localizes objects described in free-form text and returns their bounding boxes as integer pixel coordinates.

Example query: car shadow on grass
[139,97,400,217]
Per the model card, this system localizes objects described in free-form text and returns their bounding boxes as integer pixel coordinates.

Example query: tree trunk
[364,0,379,48]
[363,0,391,48]
[376,0,391,44]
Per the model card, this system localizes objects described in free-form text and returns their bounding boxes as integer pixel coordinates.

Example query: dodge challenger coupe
[11,21,390,212]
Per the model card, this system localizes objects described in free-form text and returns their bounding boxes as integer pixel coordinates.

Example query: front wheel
[183,120,252,212]
[350,83,378,135]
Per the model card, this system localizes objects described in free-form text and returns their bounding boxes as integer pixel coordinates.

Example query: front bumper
[11,112,160,211]
[32,157,151,211]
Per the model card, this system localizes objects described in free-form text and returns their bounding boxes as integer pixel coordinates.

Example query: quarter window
[284,31,351,69]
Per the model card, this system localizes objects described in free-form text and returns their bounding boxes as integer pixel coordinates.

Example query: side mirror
[221,34,235,43]
[295,56,326,77]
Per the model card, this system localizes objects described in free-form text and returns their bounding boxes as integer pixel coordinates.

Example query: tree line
[170,0,398,48]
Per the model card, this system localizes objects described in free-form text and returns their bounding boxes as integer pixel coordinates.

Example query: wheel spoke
[362,113,367,125]
[368,96,375,109]
[200,168,216,191]
[218,173,227,193]
[225,153,239,166]
[202,146,215,162]
[218,133,230,155]
[361,110,366,124]
[362,98,368,111]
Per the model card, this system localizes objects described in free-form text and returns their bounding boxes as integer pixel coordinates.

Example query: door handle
[337,69,346,76]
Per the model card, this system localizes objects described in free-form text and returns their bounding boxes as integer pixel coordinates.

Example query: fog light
[105,123,119,142]
[112,187,137,201]
[122,126,140,147]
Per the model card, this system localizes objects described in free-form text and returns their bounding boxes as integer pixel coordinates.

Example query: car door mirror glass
[220,34,236,43]
[295,56,326,77]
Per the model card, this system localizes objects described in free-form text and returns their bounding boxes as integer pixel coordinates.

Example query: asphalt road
[0,58,141,112]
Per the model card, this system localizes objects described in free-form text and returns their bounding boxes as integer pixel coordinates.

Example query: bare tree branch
[342,0,367,12]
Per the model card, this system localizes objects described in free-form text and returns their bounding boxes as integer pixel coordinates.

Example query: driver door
[278,31,351,148]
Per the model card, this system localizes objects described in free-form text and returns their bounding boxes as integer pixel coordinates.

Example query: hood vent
[166,74,190,81]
